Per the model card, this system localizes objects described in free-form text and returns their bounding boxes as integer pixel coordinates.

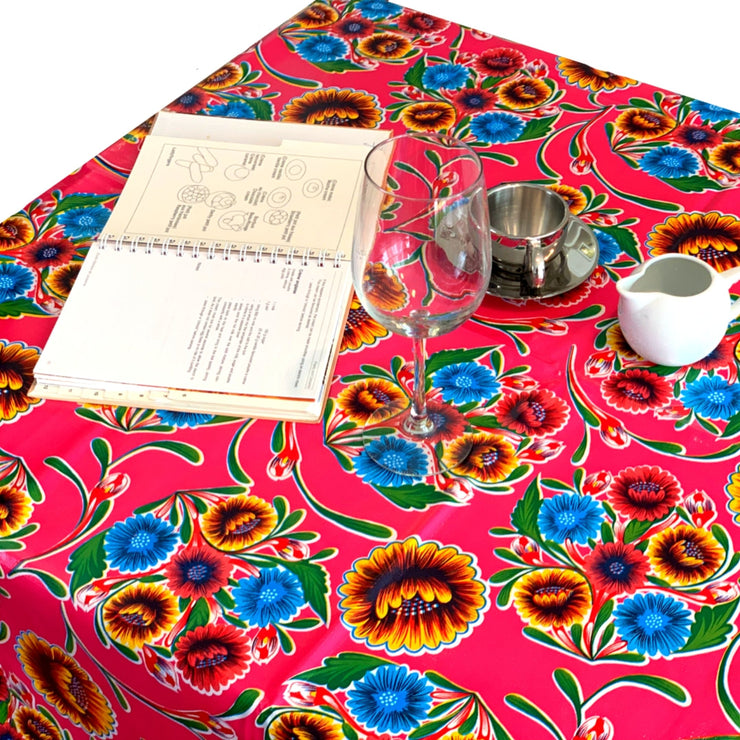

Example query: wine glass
[352,132,491,473]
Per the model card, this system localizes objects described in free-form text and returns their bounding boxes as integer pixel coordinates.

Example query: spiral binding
[97,234,344,267]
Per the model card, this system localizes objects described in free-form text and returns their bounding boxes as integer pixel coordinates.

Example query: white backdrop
[2,0,738,220]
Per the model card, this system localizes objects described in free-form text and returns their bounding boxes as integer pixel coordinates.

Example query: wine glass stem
[403,336,435,439]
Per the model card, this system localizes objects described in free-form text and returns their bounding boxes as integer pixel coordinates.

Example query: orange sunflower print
[198,62,243,91]
[281,88,382,128]
[342,295,389,351]
[646,211,740,271]
[615,108,675,139]
[337,377,408,422]
[0,485,33,536]
[513,568,592,628]
[12,705,63,740]
[15,631,116,737]
[709,141,740,174]
[550,184,588,214]
[0,215,34,251]
[201,494,278,551]
[294,3,339,28]
[357,33,412,60]
[268,711,345,740]
[728,468,740,524]
[442,432,519,483]
[102,582,179,648]
[604,323,642,360]
[647,524,724,586]
[557,58,636,92]
[401,101,457,132]
[361,262,407,312]
[338,537,488,653]
[46,261,82,299]
[0,341,41,422]
[498,77,552,109]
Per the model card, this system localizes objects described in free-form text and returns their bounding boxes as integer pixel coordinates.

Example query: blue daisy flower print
[354,436,429,487]
[0,262,34,301]
[233,566,304,627]
[690,99,739,122]
[538,492,605,544]
[346,665,432,734]
[422,63,469,90]
[640,145,700,179]
[594,229,620,264]
[681,374,740,420]
[432,362,500,405]
[469,111,525,144]
[57,204,111,239]
[104,513,178,573]
[208,101,256,119]
[613,592,692,656]
[355,0,402,19]
[157,410,215,427]
[297,34,349,63]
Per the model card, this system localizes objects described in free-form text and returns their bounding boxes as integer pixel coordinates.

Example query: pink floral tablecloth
[2,2,740,739]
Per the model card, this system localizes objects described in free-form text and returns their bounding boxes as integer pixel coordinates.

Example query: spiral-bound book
[31,112,389,422]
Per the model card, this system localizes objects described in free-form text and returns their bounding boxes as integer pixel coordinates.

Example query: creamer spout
[616,275,657,311]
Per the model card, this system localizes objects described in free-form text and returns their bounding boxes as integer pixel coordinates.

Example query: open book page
[32,117,390,420]
[34,242,352,402]
[103,135,367,255]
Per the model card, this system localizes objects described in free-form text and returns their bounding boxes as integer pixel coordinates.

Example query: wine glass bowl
[352,132,491,458]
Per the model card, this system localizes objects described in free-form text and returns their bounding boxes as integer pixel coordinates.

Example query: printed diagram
[175,146,218,183]
[302,179,323,198]
[267,187,291,208]
[219,212,250,231]
[178,185,210,204]
[171,145,330,237]
[284,159,306,180]
[224,163,251,181]
[264,210,289,225]
[177,187,236,209]
[208,191,237,209]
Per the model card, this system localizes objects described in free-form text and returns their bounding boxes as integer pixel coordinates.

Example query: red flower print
[425,400,468,443]
[22,238,76,268]
[584,541,649,594]
[334,14,374,39]
[495,388,569,437]
[0,722,22,740]
[167,88,209,114]
[397,11,449,35]
[473,47,525,77]
[607,465,682,521]
[673,122,722,150]
[174,623,250,694]
[692,335,736,371]
[165,546,231,599]
[600,368,672,412]
[452,86,496,115]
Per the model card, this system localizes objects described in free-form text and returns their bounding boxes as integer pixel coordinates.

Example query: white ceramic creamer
[617,254,740,366]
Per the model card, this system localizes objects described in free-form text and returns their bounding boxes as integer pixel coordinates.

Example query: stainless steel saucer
[486,216,599,299]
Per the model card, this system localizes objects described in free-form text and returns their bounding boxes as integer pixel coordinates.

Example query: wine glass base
[360,401,472,479]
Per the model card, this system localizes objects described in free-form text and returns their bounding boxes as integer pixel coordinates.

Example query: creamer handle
[720,265,740,285]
